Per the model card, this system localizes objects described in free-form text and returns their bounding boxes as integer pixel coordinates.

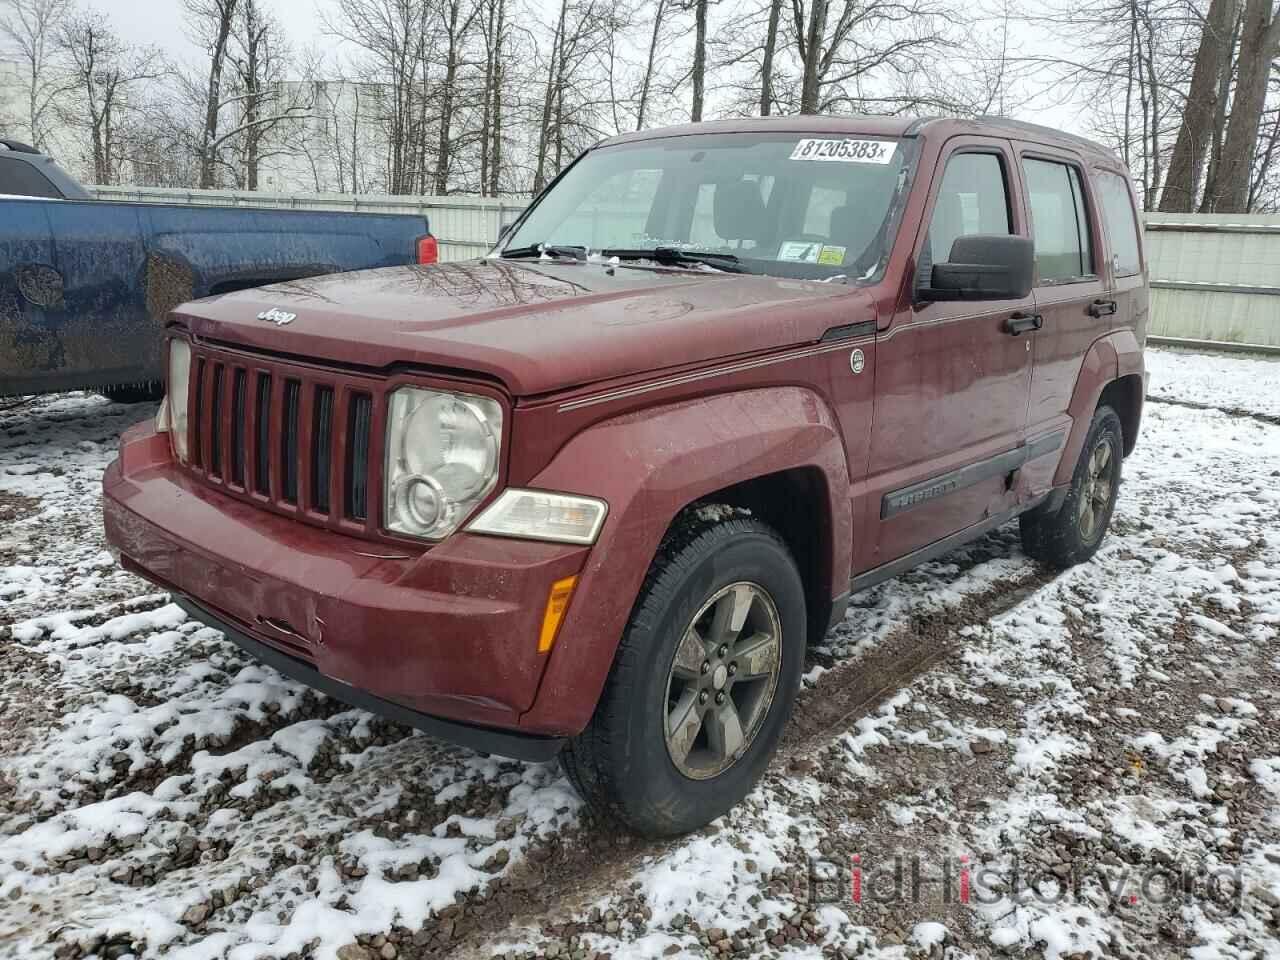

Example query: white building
[254,79,392,195]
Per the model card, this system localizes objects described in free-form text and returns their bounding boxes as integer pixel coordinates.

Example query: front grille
[186,346,384,536]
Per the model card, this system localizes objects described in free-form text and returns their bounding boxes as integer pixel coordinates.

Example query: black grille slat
[312,386,334,514]
[230,370,246,485]
[184,348,389,534]
[191,358,205,469]
[345,394,372,521]
[209,365,225,478]
[255,374,271,495]
[281,380,301,504]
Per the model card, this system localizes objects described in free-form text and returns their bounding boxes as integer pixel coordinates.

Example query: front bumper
[103,421,589,754]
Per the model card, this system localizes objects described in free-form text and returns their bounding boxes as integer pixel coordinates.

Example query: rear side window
[1022,158,1094,283]
[1094,171,1142,276]
[927,152,1012,265]
[0,156,62,198]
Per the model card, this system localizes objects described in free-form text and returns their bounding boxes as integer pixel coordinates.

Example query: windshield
[501,131,914,282]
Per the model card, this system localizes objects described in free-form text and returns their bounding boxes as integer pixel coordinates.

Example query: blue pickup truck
[0,139,435,399]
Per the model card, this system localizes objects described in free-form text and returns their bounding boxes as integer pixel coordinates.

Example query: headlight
[167,339,192,463]
[468,489,608,545]
[384,387,502,540]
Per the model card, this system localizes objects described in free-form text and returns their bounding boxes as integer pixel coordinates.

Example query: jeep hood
[174,260,872,397]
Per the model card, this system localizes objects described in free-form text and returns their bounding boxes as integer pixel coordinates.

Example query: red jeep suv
[103,116,1148,836]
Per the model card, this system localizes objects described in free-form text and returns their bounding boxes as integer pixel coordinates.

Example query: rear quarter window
[1094,171,1143,276]
[0,156,63,198]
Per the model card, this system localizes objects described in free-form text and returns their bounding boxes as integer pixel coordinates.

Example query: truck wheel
[98,382,163,404]
[1020,405,1123,569]
[561,512,805,837]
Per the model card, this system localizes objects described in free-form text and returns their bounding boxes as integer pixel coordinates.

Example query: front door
[864,138,1035,569]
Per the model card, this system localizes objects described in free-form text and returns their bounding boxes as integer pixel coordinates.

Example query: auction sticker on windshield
[789,138,896,164]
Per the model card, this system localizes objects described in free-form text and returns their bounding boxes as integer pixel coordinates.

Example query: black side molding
[173,595,567,764]
[851,495,1049,595]
[820,320,877,342]
[881,432,1064,519]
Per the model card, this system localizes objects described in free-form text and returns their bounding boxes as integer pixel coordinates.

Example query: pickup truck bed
[1,196,431,396]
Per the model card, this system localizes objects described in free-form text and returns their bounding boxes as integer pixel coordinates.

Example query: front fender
[1053,328,1143,486]
[517,386,850,735]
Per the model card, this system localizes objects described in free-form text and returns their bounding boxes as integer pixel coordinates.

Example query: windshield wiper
[603,247,747,273]
[499,243,587,261]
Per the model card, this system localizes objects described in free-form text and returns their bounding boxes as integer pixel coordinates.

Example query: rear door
[866,137,1035,569]
[1013,145,1110,498]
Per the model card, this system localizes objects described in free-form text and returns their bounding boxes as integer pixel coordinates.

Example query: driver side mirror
[497,221,514,243]
[918,234,1034,302]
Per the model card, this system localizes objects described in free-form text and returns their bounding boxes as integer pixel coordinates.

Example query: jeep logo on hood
[257,308,296,326]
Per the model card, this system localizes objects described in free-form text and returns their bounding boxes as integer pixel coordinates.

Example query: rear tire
[561,510,805,837]
[1020,405,1123,569]
[98,382,163,404]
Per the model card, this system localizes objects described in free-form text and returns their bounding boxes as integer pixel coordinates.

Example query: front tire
[561,512,805,837]
[1020,405,1124,569]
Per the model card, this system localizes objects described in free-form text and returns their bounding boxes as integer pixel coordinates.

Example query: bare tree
[226,0,311,189]
[478,0,508,192]
[1159,0,1240,211]
[56,10,164,183]
[1213,0,1280,211]
[0,0,72,149]
[635,0,667,128]
[784,0,957,115]
[433,0,481,194]
[325,0,428,194]
[759,0,782,114]
[690,0,708,119]
[184,0,239,187]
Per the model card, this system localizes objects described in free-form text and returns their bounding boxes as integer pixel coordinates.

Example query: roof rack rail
[0,138,40,153]
[974,116,1111,154]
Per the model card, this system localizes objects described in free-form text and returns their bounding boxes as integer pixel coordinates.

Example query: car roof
[599,114,1120,165]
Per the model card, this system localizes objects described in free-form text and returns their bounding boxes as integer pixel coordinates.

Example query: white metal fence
[87,185,1280,351]
[1143,213,1280,352]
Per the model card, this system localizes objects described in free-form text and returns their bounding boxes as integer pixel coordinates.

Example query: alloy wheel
[663,582,782,780]
[1078,436,1116,543]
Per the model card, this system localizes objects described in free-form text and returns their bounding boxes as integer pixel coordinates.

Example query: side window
[1022,158,1094,283]
[0,156,62,198]
[926,152,1012,265]
[1094,171,1142,276]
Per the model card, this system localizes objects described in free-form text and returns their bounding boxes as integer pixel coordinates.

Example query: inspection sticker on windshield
[789,138,896,164]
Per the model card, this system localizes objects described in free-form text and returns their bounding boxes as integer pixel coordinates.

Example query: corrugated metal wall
[87,186,1280,350]
[1143,214,1280,350]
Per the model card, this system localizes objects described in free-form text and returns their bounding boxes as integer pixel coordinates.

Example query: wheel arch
[1053,329,1144,486]
[684,467,837,646]
[1097,373,1144,456]
[518,386,851,736]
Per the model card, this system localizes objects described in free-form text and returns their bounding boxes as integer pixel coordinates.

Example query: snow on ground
[1145,346,1280,421]
[2,346,1280,960]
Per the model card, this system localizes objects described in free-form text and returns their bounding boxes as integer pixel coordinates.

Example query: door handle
[1088,299,1118,318]
[1004,312,1043,336]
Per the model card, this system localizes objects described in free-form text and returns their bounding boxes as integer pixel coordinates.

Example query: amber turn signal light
[538,575,578,653]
